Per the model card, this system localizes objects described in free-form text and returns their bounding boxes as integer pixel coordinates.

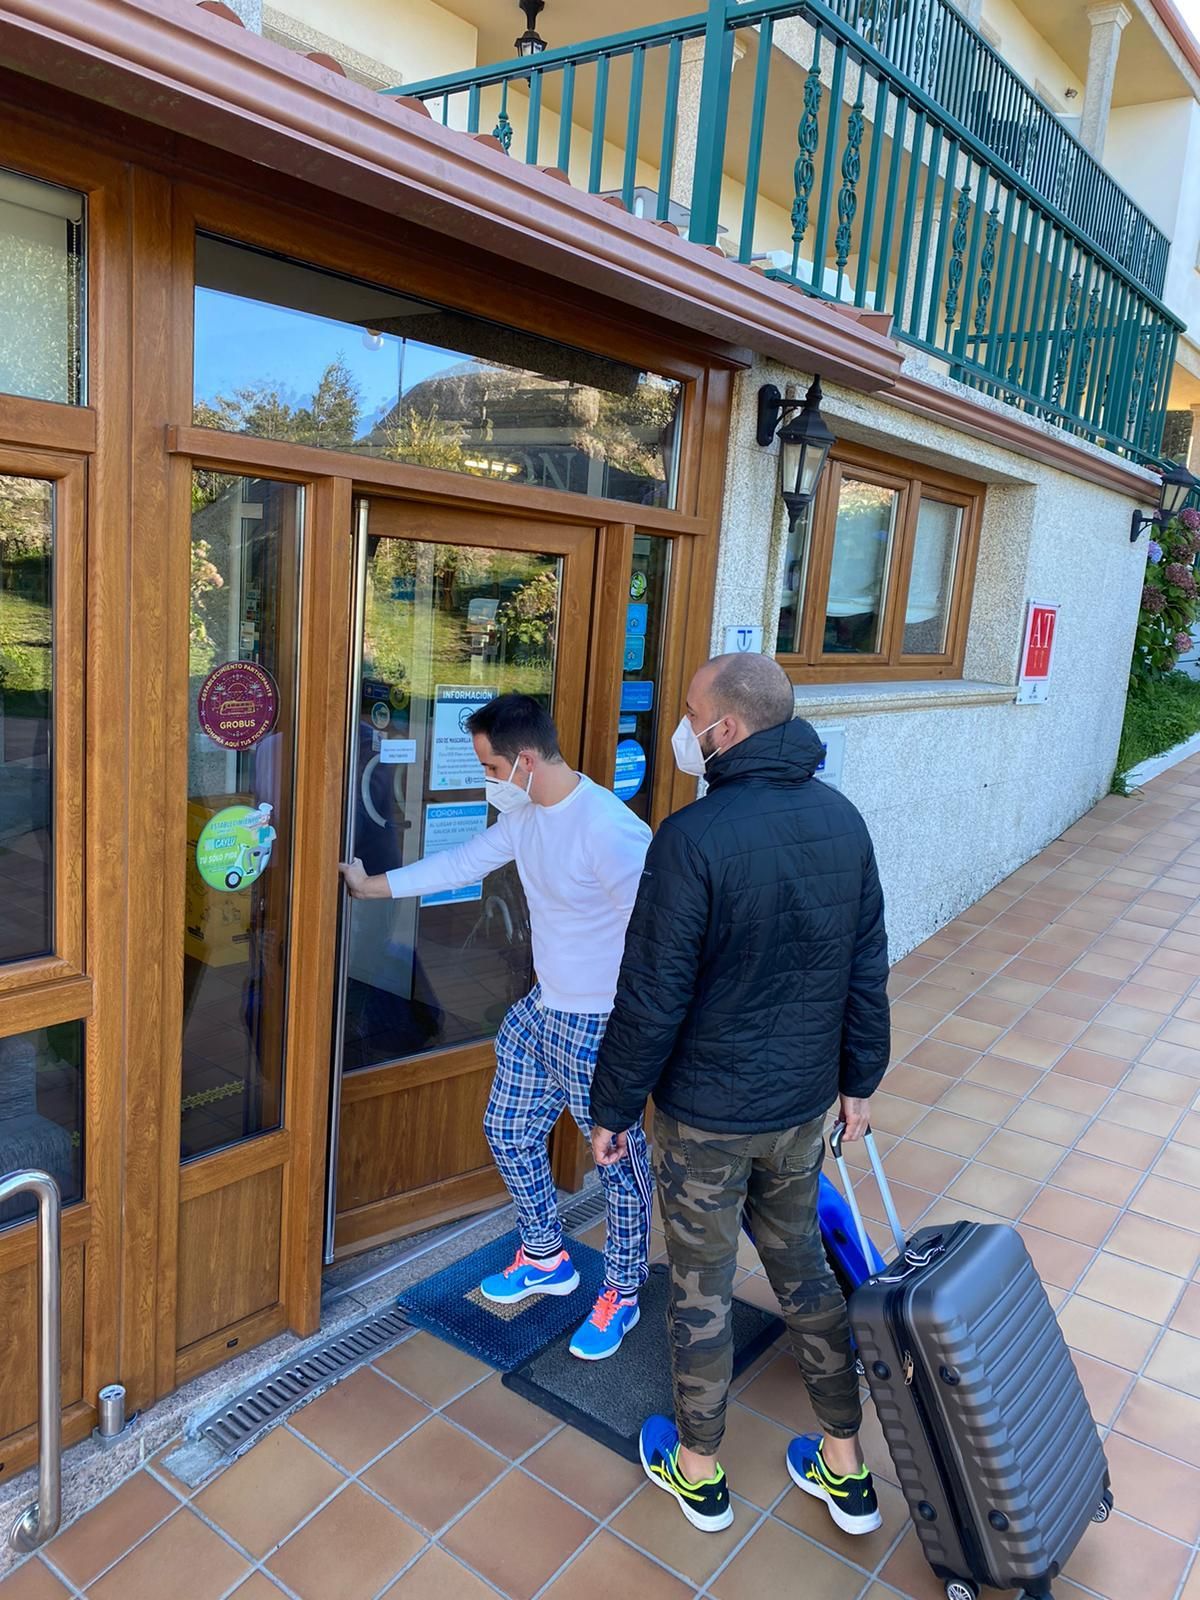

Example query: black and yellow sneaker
[786,1434,883,1534]
[639,1414,734,1532]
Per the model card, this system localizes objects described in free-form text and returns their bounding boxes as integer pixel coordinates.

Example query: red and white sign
[1016,601,1059,704]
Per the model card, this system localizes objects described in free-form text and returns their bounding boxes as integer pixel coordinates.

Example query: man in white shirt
[339,693,653,1361]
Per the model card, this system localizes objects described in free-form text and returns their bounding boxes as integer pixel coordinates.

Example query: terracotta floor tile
[1057,970,1124,1001]
[1005,956,1070,987]
[966,1056,1044,1097]
[1103,1433,1200,1542]
[893,953,942,981]
[267,1483,424,1600]
[443,1472,595,1600]
[1171,1282,1200,1338]
[891,1000,947,1037]
[688,1403,791,1510]
[290,1366,429,1471]
[542,1530,694,1600]
[978,1128,1063,1180]
[875,1140,965,1194]
[1122,1063,1200,1108]
[1071,1351,1134,1426]
[880,1062,951,1105]
[1183,1558,1200,1600]
[1030,1073,1109,1114]
[905,1039,982,1077]
[880,1527,957,1600]
[1130,963,1193,997]
[907,1109,992,1157]
[88,1509,250,1600]
[1076,1121,1165,1168]
[936,1081,1019,1124]
[1114,982,1180,1016]
[1052,1151,1141,1206]
[1053,1048,1130,1088]
[1131,1175,1200,1231]
[931,1014,1004,1051]
[380,1546,498,1600]
[1074,1023,1148,1061]
[1098,1091,1182,1135]
[1078,1253,1185,1323]
[362,1415,505,1533]
[373,1331,491,1409]
[1035,987,1108,1022]
[445,1373,558,1459]
[1154,1141,1200,1189]
[902,980,970,1015]
[1178,1111,1200,1148]
[864,1092,928,1136]
[1105,1213,1200,1277]
[227,1577,289,1600]
[956,995,1026,1028]
[1143,1039,1200,1079]
[1005,1008,1085,1047]
[1144,1329,1200,1399]
[1022,1187,1120,1247]
[1017,1224,1095,1288]
[195,1426,344,1559]
[732,1274,783,1315]
[775,1473,908,1570]
[736,1352,822,1434]
[946,1163,1038,1219]
[1057,1298,1160,1370]
[1005,1099,1089,1146]
[1065,1509,1191,1600]
[0,1561,70,1600]
[45,1470,176,1588]
[981,975,1051,1006]
[1115,1377,1200,1466]
[523,1426,643,1520]
[709,1516,863,1600]
[1161,1017,1200,1049]
[610,1483,755,1589]
[889,1029,922,1064]
[988,1028,1069,1069]
[1096,1002,1166,1037]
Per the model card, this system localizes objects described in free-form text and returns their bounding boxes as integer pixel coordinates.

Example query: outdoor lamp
[757,377,836,532]
[1130,460,1200,543]
[514,0,548,55]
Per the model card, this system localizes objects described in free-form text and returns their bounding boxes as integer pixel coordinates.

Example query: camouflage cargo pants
[654,1108,862,1455]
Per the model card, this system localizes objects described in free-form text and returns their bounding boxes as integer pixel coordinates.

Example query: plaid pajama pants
[484,986,654,1294]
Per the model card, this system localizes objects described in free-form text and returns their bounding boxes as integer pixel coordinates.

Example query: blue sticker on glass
[625,603,648,637]
[391,576,415,602]
[620,680,654,713]
[623,635,646,672]
[618,717,637,735]
[613,739,647,802]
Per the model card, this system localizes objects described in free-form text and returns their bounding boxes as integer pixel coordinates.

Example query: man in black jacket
[590,651,890,1536]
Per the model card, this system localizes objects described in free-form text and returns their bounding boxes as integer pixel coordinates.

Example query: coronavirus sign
[1016,601,1060,704]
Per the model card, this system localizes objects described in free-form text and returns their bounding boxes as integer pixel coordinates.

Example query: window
[193,234,683,508]
[0,1021,84,1229]
[0,169,84,406]
[776,444,981,682]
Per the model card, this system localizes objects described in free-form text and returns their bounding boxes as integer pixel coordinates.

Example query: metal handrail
[1,1170,62,1554]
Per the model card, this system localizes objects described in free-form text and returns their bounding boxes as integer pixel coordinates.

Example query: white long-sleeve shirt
[386,775,652,1014]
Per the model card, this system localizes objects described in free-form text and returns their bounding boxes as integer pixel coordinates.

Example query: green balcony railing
[398,0,1183,464]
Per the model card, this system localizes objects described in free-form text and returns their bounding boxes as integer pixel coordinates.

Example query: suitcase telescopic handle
[828,1122,907,1263]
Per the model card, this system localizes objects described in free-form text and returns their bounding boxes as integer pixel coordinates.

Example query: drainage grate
[196,1306,414,1460]
[559,1183,608,1235]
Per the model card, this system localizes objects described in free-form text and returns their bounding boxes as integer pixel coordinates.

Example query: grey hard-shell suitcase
[830,1125,1112,1600]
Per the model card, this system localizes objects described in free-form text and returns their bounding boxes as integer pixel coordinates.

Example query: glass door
[326,498,594,1259]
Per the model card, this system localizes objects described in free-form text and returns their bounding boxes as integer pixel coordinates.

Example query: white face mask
[671,715,724,778]
[485,756,533,813]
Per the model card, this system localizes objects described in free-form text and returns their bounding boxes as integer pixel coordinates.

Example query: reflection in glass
[0,169,84,406]
[182,475,301,1160]
[193,234,681,508]
[342,538,559,1072]
[903,499,962,655]
[0,476,54,964]
[617,536,669,823]
[776,501,813,655]
[824,478,899,655]
[0,1022,83,1228]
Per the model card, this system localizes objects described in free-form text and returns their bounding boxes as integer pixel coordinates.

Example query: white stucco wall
[710,360,1149,960]
[269,0,476,84]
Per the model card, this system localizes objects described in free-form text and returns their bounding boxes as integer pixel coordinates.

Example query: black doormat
[395,1229,606,1371]
[502,1264,784,1462]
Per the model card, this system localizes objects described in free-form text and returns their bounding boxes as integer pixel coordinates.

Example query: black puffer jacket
[590,716,890,1136]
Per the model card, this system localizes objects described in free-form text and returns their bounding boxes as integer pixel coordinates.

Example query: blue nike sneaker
[639,1414,733,1532]
[786,1434,882,1535]
[568,1288,640,1360]
[479,1246,580,1305]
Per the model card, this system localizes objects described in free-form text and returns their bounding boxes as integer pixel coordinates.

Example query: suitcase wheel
[1091,1490,1114,1524]
[944,1582,979,1600]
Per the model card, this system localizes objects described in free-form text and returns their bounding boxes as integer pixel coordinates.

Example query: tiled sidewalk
[3,756,1200,1600]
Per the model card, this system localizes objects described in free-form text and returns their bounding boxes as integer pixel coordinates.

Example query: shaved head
[696,653,796,735]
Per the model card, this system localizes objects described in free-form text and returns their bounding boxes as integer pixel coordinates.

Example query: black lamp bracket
[757,384,801,448]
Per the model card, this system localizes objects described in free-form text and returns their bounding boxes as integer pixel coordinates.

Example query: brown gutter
[0,0,903,395]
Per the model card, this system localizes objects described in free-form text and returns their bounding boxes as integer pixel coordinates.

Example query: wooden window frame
[0,445,86,997]
[777,440,984,685]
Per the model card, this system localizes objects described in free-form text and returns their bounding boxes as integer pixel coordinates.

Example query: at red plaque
[197,661,279,751]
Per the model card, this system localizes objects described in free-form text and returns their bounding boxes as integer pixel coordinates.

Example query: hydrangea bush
[1132,506,1200,683]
